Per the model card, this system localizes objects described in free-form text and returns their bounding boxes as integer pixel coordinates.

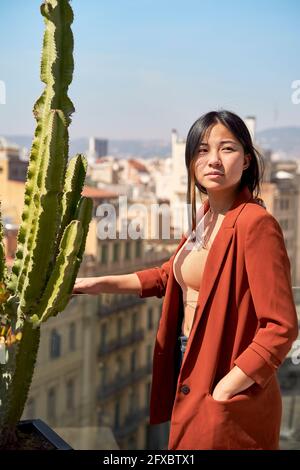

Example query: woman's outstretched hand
[72,277,102,295]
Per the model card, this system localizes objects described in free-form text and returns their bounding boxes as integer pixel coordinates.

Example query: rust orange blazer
[134,185,298,450]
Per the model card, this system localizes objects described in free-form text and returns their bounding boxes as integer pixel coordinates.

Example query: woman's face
[194,122,250,193]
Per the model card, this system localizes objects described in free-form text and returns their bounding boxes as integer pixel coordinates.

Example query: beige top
[173,207,225,337]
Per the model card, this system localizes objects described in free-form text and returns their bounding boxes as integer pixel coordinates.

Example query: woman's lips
[206,173,224,178]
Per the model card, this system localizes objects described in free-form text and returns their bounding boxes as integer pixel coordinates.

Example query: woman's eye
[223,147,234,151]
[198,148,207,153]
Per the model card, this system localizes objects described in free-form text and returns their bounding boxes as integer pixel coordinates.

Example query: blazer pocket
[205,388,254,406]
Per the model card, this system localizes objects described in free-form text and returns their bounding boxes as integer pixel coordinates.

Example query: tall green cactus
[0,0,92,441]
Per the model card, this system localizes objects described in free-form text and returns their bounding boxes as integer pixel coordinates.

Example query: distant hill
[4,136,171,159]
[4,126,300,160]
[256,127,300,159]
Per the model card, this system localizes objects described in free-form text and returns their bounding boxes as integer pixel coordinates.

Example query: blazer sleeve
[233,213,299,388]
[134,252,177,299]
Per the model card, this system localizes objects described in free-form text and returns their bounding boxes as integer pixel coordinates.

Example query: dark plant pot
[15,419,73,450]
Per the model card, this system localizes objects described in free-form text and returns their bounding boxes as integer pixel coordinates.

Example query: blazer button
[180,384,190,395]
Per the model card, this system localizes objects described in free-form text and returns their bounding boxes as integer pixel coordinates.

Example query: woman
[73,110,298,450]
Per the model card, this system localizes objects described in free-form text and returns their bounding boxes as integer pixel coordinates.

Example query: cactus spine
[0,0,92,439]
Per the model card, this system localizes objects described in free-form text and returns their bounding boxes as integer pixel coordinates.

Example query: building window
[146,344,152,366]
[129,389,139,411]
[130,350,136,373]
[101,323,107,348]
[131,312,138,334]
[100,363,108,387]
[128,389,135,414]
[47,387,56,421]
[113,243,120,262]
[280,199,290,210]
[115,356,123,380]
[50,329,61,359]
[125,241,131,260]
[69,322,76,352]
[135,239,142,258]
[114,400,121,429]
[26,397,36,419]
[101,244,108,264]
[117,317,123,341]
[66,379,75,411]
[147,307,153,330]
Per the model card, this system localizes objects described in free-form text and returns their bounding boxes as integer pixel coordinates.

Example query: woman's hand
[212,365,256,401]
[72,277,102,295]
[212,381,234,401]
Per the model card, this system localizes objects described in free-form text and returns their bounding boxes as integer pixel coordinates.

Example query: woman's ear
[243,153,251,170]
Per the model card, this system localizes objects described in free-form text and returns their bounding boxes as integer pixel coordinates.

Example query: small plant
[0,0,92,444]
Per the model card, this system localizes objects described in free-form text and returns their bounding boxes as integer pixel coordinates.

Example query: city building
[86,137,108,165]
[0,137,28,225]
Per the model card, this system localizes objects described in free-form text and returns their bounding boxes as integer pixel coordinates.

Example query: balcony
[97,364,152,400]
[98,296,145,317]
[113,406,149,439]
[98,329,145,356]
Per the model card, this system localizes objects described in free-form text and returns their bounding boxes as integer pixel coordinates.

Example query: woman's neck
[207,185,240,215]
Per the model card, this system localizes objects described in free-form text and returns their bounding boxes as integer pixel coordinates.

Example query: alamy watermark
[291,80,300,104]
[0,80,6,104]
[94,196,203,245]
[291,340,300,365]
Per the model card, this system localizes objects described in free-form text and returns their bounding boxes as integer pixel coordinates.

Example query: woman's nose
[207,150,222,164]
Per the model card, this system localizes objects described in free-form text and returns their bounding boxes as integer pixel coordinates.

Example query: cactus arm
[54,196,93,311]
[29,220,83,327]
[57,154,88,244]
[30,196,93,328]
[74,197,94,260]
[61,197,94,302]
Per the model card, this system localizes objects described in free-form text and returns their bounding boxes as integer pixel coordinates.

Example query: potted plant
[0,0,92,449]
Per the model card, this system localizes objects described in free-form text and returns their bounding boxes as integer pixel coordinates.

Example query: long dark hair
[185,110,265,232]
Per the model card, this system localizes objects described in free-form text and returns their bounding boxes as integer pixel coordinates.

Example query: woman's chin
[203,182,225,190]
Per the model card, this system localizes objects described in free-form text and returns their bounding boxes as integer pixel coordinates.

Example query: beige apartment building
[22,292,98,427]
[0,138,27,225]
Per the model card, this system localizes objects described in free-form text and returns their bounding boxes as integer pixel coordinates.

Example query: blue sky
[1,0,300,140]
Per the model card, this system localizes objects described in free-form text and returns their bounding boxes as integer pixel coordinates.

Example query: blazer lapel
[181,185,254,365]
